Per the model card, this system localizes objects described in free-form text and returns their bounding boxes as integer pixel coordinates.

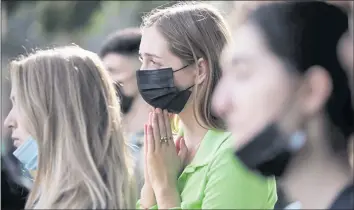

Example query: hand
[140,117,156,208]
[145,108,187,200]
[175,136,188,171]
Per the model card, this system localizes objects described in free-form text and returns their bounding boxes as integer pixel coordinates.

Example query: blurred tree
[3,0,26,16]
[3,0,102,35]
[39,1,102,35]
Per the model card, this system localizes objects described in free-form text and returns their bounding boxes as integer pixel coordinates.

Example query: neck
[123,96,150,135]
[178,102,208,149]
[280,132,351,208]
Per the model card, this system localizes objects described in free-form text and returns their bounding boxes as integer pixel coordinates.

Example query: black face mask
[115,84,135,114]
[235,123,306,178]
[136,65,194,114]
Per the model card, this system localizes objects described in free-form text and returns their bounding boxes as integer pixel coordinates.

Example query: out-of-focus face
[102,53,140,97]
[337,1,353,102]
[4,87,31,148]
[212,24,299,149]
[327,0,353,97]
[138,25,195,91]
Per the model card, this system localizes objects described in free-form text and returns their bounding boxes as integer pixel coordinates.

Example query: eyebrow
[231,55,251,65]
[139,52,162,59]
[106,67,116,72]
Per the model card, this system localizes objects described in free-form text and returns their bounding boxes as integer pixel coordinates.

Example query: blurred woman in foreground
[213,2,353,209]
[4,46,136,209]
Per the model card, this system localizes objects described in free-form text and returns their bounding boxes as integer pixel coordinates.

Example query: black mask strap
[173,64,190,73]
[185,84,195,91]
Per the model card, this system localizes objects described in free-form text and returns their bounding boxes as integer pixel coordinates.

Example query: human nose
[4,109,15,130]
[140,57,149,70]
[212,79,232,119]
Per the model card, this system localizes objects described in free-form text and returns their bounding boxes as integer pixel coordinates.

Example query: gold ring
[160,139,168,144]
[160,136,168,143]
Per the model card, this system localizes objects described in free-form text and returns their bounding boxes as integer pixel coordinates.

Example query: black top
[329,183,354,210]
[1,168,29,210]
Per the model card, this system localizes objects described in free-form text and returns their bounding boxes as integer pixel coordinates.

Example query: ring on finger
[160,136,168,143]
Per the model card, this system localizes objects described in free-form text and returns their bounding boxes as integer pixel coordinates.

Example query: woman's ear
[300,66,332,116]
[195,58,208,85]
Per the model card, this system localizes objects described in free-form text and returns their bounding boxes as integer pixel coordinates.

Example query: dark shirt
[329,183,354,210]
[1,160,29,210]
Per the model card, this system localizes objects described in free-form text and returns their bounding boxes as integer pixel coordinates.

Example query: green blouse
[137,129,277,209]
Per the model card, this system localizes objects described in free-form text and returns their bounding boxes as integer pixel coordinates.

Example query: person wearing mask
[331,0,354,100]
[331,1,354,208]
[99,28,149,191]
[4,46,136,209]
[333,0,354,168]
[212,2,353,209]
[137,2,277,209]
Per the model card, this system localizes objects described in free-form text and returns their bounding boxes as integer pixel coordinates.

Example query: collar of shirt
[179,129,232,174]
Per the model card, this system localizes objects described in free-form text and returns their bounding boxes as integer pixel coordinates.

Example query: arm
[202,149,277,209]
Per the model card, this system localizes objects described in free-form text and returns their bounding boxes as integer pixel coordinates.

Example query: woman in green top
[136,2,277,209]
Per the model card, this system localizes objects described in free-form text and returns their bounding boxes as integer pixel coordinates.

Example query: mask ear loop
[172,63,196,92]
[173,64,190,73]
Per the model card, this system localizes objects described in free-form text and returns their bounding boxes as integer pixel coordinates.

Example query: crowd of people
[1,1,353,209]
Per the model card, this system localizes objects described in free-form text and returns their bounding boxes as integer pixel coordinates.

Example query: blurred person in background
[3,46,136,209]
[99,28,149,192]
[332,2,354,208]
[213,1,353,209]
[332,0,354,171]
[2,142,30,210]
[137,2,276,209]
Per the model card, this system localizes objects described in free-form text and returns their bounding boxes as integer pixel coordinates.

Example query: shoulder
[207,131,274,184]
[206,132,277,206]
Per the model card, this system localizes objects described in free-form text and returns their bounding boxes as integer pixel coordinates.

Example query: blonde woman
[3,46,136,209]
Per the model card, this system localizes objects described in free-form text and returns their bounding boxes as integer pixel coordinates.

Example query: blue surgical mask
[13,136,38,172]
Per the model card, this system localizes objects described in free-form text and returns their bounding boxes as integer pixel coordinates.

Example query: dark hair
[99,28,141,58]
[248,2,353,152]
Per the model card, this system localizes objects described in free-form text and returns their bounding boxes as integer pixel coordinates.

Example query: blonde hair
[9,46,136,209]
[142,1,231,130]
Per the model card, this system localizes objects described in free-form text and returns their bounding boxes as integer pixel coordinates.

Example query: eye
[233,64,253,81]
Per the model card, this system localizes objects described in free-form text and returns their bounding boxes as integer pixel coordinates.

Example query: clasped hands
[140,108,188,209]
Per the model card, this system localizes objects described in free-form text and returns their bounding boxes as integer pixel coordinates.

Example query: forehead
[102,53,131,67]
[222,24,268,66]
[139,26,170,57]
[10,85,17,100]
